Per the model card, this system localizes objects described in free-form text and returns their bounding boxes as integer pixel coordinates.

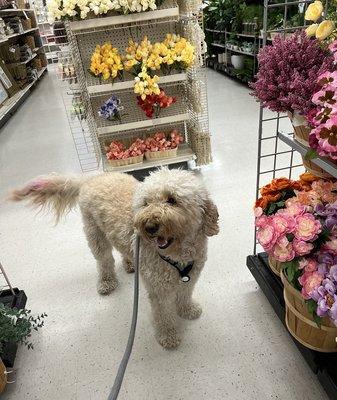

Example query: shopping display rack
[59,0,212,176]
[246,1,337,399]
[0,262,27,368]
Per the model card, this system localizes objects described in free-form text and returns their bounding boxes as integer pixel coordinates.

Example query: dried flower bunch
[251,31,334,115]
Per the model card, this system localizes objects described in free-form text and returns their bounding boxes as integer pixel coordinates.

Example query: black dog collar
[159,254,194,282]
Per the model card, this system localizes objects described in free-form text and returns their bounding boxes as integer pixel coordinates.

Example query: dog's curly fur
[10,168,219,349]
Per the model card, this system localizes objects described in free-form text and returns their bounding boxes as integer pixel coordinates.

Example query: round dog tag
[181,276,190,282]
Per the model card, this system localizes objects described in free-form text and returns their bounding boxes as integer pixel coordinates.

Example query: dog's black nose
[145,223,159,235]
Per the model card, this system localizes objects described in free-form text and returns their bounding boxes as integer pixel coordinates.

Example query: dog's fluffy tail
[9,175,84,222]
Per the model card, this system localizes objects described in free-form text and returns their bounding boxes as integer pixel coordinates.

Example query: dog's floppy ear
[202,197,219,237]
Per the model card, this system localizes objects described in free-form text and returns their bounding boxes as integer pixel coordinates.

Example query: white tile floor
[0,69,330,400]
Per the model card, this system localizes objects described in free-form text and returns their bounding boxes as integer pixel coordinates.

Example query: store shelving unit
[246,1,337,399]
[61,0,211,174]
[0,8,47,130]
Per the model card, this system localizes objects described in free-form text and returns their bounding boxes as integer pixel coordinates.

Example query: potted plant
[0,303,46,393]
[251,31,334,147]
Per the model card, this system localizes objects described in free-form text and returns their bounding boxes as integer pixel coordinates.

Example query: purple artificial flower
[330,265,337,281]
[250,31,334,115]
[98,95,124,122]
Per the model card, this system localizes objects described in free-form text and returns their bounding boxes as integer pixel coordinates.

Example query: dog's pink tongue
[157,237,168,247]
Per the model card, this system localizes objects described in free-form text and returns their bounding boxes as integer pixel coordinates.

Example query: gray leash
[107,235,140,400]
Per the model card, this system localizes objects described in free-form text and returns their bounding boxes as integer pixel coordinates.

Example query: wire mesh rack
[0,262,15,297]
[59,2,211,173]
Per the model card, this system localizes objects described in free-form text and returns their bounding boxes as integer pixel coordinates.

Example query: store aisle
[0,69,329,400]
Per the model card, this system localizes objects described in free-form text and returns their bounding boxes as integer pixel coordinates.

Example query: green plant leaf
[304,149,318,161]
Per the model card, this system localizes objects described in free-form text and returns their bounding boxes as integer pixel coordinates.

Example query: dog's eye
[167,196,176,205]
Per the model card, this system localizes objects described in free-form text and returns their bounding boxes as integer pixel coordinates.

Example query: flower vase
[0,359,6,394]
[288,111,311,147]
[281,271,337,352]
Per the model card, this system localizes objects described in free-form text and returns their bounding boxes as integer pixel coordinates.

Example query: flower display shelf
[97,113,189,135]
[102,143,195,172]
[68,2,179,33]
[87,72,187,95]
[278,132,337,179]
[246,253,337,400]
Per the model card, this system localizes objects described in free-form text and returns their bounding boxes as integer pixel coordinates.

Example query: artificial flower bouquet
[48,0,165,23]
[98,95,125,122]
[90,43,123,81]
[137,89,176,118]
[255,175,337,349]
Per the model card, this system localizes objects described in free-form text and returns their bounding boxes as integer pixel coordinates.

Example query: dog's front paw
[97,278,118,295]
[178,303,202,320]
[157,329,181,350]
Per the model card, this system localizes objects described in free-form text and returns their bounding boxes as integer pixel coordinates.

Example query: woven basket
[293,124,311,147]
[107,154,143,167]
[268,256,282,277]
[21,18,31,30]
[0,359,6,394]
[145,147,177,160]
[281,272,337,352]
[302,158,333,179]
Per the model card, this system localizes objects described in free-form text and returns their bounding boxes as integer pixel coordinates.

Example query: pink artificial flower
[329,40,337,54]
[255,214,269,228]
[284,198,306,216]
[254,207,263,217]
[317,70,337,88]
[312,86,337,107]
[272,213,296,235]
[306,107,321,127]
[292,238,314,256]
[294,213,321,241]
[299,271,323,299]
[256,225,277,251]
[272,236,295,262]
[305,259,318,272]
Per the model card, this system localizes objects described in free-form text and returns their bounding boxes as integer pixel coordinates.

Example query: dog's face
[133,168,219,254]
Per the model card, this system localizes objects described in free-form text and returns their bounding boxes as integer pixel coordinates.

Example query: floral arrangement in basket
[48,0,165,22]
[305,1,336,42]
[254,174,337,327]
[144,130,183,159]
[105,129,183,165]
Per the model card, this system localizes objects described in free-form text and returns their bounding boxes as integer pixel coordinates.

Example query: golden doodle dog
[11,168,219,349]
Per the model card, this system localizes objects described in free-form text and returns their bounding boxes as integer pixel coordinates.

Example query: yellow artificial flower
[90,42,123,80]
[305,1,323,21]
[316,20,335,40]
[305,23,319,37]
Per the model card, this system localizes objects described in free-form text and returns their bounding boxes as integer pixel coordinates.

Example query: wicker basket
[145,147,177,160]
[21,18,31,30]
[268,256,282,277]
[107,154,143,168]
[288,112,311,147]
[0,359,6,394]
[281,272,337,352]
[302,158,334,179]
